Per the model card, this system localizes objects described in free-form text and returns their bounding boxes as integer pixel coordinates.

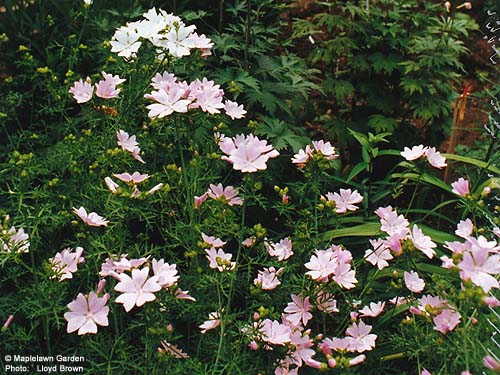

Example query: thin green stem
[405,171,422,217]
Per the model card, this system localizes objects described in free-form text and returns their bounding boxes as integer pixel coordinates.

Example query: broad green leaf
[347,162,369,182]
[391,172,451,192]
[444,153,500,175]
[323,222,381,240]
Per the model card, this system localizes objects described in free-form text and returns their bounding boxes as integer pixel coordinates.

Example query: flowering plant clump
[0,2,498,375]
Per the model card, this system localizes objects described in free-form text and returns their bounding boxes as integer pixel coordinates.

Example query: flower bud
[2,315,13,331]
[96,279,106,295]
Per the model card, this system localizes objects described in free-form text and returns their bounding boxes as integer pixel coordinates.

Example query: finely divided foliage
[0,2,499,375]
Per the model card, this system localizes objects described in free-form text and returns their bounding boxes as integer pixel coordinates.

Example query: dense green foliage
[0,1,499,375]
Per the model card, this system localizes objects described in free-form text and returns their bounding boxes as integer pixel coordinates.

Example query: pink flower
[315,291,339,313]
[305,246,357,288]
[147,183,163,195]
[291,146,312,164]
[483,295,500,307]
[260,319,291,345]
[73,207,109,227]
[114,267,162,312]
[224,100,246,119]
[113,172,150,184]
[187,33,213,55]
[1,226,30,253]
[289,332,318,367]
[188,78,225,114]
[345,320,377,352]
[218,134,279,173]
[151,72,177,91]
[458,247,500,292]
[152,259,179,288]
[284,294,313,327]
[332,262,358,289]
[404,271,425,293]
[116,130,145,163]
[483,355,500,371]
[410,225,436,258]
[325,189,363,213]
[389,296,408,306]
[305,250,338,282]
[199,311,221,333]
[50,247,85,281]
[95,72,125,99]
[69,77,94,103]
[425,147,447,169]
[432,309,461,334]
[349,355,366,366]
[242,237,256,247]
[2,315,14,331]
[174,288,196,301]
[201,233,226,248]
[456,218,473,239]
[116,129,138,151]
[451,177,469,197]
[145,87,191,118]
[64,292,109,335]
[377,207,409,237]
[358,301,385,318]
[264,238,293,261]
[364,239,393,270]
[205,247,236,272]
[194,192,208,208]
[207,183,243,206]
[254,267,284,290]
[104,177,119,193]
[400,145,428,161]
[99,254,149,277]
[96,279,106,295]
[421,369,432,375]
[311,140,338,159]
[291,140,338,165]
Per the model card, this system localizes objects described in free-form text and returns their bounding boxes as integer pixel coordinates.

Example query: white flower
[400,145,428,161]
[163,24,197,57]
[110,26,142,59]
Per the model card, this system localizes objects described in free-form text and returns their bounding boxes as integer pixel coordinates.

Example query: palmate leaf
[369,52,402,74]
[324,79,355,103]
[367,115,398,133]
[255,117,309,152]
